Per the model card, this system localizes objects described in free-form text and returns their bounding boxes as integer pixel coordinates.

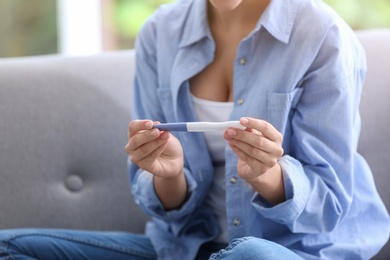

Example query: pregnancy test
[153,121,246,132]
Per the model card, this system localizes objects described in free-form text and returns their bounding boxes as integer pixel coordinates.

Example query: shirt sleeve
[127,11,205,228]
[252,24,367,233]
[129,159,198,217]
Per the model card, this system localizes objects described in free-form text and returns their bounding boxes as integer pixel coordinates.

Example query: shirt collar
[259,0,301,44]
[179,0,210,48]
[179,0,300,47]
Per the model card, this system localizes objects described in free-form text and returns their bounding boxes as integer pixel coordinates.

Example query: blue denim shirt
[128,0,390,259]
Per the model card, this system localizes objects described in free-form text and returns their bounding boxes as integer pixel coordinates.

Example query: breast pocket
[267,87,303,134]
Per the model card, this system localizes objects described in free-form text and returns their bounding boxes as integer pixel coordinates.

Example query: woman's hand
[224,117,285,204]
[126,120,187,209]
[125,120,184,178]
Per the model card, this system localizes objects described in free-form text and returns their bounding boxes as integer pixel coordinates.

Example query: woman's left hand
[224,117,284,182]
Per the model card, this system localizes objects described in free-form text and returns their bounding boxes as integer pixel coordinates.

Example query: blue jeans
[0,229,303,259]
[210,237,304,260]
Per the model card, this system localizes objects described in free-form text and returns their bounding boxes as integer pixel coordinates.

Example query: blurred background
[0,0,389,57]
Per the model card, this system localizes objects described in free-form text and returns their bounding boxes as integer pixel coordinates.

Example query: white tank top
[191,94,233,243]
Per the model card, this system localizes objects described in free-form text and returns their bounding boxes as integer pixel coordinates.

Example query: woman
[0,0,388,259]
[126,0,389,259]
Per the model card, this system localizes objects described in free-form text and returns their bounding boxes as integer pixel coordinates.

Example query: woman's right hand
[125,120,184,179]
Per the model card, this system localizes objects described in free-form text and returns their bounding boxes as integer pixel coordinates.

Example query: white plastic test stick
[153,121,245,132]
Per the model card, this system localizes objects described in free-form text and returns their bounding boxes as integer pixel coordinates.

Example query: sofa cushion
[0,51,148,233]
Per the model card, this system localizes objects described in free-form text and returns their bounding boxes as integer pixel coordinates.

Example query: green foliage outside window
[0,0,389,57]
[115,0,174,37]
[325,0,390,29]
[0,0,57,57]
[114,0,390,43]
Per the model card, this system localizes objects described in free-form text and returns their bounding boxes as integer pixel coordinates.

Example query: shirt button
[239,58,247,65]
[237,98,244,105]
[233,218,241,226]
[230,177,237,184]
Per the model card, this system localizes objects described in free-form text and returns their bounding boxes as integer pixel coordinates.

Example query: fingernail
[241,117,249,125]
[160,131,169,139]
[227,129,236,136]
[151,129,160,137]
[145,121,153,129]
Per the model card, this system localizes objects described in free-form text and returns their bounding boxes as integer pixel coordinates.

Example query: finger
[228,143,270,175]
[228,139,278,167]
[130,135,169,168]
[127,119,166,152]
[225,129,271,152]
[127,127,161,152]
[226,130,284,158]
[127,131,167,158]
[240,117,283,143]
[128,120,154,139]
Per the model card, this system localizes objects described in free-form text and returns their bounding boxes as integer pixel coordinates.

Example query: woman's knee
[0,229,157,260]
[209,236,303,260]
[0,229,43,259]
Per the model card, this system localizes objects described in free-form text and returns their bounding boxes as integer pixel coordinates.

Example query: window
[102,0,174,51]
[0,0,389,57]
[0,0,57,57]
[57,0,103,55]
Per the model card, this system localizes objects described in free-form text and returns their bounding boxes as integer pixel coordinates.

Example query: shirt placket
[226,38,252,239]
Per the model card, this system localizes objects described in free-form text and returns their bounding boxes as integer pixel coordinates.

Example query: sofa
[0,29,389,259]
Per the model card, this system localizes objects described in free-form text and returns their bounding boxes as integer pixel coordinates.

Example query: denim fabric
[210,237,303,260]
[0,229,303,260]
[0,229,156,260]
[0,229,228,260]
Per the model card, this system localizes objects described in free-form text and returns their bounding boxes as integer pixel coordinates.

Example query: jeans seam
[210,237,254,259]
[0,239,17,260]
[0,232,155,259]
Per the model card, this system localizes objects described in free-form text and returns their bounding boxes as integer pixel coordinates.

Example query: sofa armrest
[356,29,390,259]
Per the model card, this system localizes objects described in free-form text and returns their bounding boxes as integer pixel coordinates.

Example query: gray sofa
[0,29,389,259]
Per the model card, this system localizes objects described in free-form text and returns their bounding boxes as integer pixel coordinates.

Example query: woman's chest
[189,47,236,102]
